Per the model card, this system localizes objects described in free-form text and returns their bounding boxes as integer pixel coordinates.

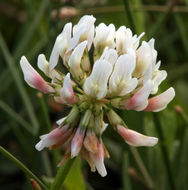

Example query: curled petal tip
[117,125,158,147]
[20,56,54,93]
[145,87,175,112]
[35,141,44,151]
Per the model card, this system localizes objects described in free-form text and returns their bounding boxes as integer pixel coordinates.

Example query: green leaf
[64,157,85,190]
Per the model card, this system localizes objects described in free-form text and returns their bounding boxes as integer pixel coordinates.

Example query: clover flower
[20,15,175,177]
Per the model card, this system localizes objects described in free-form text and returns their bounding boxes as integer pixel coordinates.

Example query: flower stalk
[50,158,76,190]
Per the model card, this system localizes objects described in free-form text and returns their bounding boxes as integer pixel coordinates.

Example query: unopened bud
[30,179,42,190]
[106,109,124,126]
[71,127,85,158]
[174,105,184,115]
[59,7,78,20]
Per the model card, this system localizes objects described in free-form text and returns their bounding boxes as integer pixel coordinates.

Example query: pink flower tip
[35,126,69,151]
[145,87,175,112]
[90,140,107,177]
[20,56,54,93]
[71,128,85,158]
[117,125,158,147]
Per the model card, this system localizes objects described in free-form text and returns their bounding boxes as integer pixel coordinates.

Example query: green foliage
[64,158,85,190]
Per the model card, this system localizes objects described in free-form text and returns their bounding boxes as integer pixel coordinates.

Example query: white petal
[87,25,95,50]
[50,23,72,70]
[37,54,49,76]
[56,116,67,125]
[67,27,86,52]
[148,38,157,67]
[68,15,96,51]
[155,61,161,70]
[151,70,167,94]
[101,47,118,66]
[35,134,53,151]
[134,41,153,77]
[83,60,112,99]
[109,52,137,96]
[94,23,115,49]
[116,26,144,54]
[68,41,87,80]
[101,122,108,133]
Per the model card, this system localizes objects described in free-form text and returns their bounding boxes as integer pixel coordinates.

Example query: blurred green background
[0,0,188,190]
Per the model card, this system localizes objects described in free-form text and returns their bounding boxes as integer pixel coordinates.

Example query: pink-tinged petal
[60,73,77,104]
[117,125,158,147]
[90,140,107,177]
[124,80,153,111]
[35,125,69,151]
[50,129,72,149]
[145,87,175,112]
[20,56,54,93]
[71,127,85,158]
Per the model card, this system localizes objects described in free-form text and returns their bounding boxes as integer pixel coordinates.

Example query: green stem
[152,113,176,190]
[130,147,153,189]
[0,33,39,135]
[122,0,136,33]
[38,93,51,132]
[122,152,131,190]
[50,158,76,190]
[0,146,48,190]
[42,151,53,178]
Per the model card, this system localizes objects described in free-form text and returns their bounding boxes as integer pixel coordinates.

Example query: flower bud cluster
[20,15,175,177]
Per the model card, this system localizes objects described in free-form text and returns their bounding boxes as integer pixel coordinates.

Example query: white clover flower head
[20,15,175,177]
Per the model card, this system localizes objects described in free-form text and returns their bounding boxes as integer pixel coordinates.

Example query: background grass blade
[0,33,39,134]
[0,100,33,134]
[13,0,50,60]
